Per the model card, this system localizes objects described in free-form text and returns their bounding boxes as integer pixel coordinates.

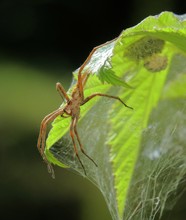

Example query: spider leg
[78,38,117,77]
[81,93,133,109]
[82,71,90,88]
[77,38,117,100]
[70,117,86,175]
[56,82,70,102]
[37,108,65,154]
[37,108,65,178]
[73,116,98,167]
[38,112,55,155]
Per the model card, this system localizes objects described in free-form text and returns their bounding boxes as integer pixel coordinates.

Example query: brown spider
[37,40,132,177]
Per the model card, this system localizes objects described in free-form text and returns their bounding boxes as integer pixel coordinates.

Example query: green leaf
[44,12,186,220]
[98,67,133,88]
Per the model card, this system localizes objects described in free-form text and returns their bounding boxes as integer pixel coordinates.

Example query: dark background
[0,1,186,220]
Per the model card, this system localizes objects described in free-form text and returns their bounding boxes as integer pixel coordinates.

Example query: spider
[37,40,132,177]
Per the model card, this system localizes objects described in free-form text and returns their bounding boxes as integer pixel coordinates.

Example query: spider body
[65,90,82,116]
[37,41,132,178]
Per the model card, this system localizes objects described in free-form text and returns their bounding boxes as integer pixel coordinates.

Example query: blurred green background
[0,1,185,220]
